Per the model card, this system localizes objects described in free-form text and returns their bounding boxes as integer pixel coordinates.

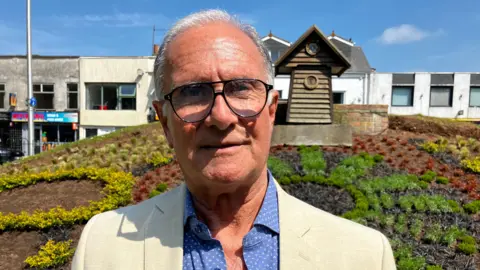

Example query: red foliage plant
[453,169,465,177]
[416,152,424,158]
[400,140,408,146]
[397,152,404,157]
[390,146,397,152]
[439,164,448,172]
[408,145,416,151]
[386,157,394,163]
[367,137,373,143]
[426,158,434,170]
[382,136,388,142]
[379,151,387,156]
[386,140,395,146]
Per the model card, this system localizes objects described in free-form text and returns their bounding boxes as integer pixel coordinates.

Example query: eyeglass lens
[170,80,267,122]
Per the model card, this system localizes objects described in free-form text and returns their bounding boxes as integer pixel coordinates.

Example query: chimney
[153,44,160,55]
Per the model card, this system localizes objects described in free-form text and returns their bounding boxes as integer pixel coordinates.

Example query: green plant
[149,183,168,198]
[457,242,477,255]
[441,226,465,247]
[426,265,443,270]
[373,154,384,163]
[459,235,476,245]
[463,200,480,214]
[423,223,442,244]
[291,175,302,184]
[394,214,408,234]
[447,200,462,213]
[366,193,381,212]
[399,196,414,213]
[436,176,449,184]
[380,192,395,209]
[24,240,75,268]
[420,170,436,183]
[267,156,294,178]
[410,218,424,239]
[397,256,426,270]
[278,176,291,185]
[299,147,326,176]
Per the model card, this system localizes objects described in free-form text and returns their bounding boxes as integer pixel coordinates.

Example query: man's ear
[268,90,279,126]
[152,100,174,148]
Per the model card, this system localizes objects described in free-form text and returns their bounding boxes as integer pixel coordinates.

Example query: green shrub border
[0,168,135,231]
[278,175,368,220]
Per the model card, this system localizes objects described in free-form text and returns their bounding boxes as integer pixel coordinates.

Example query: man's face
[153,22,278,188]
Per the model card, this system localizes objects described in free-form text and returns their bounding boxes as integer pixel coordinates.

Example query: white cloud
[52,12,170,28]
[377,24,445,45]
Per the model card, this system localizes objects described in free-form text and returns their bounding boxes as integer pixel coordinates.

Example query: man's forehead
[164,22,265,85]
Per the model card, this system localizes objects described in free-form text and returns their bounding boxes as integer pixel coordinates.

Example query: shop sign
[11,112,79,123]
[0,112,10,121]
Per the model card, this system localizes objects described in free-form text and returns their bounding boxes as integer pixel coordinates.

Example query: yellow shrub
[461,157,480,173]
[0,168,134,231]
[24,240,75,268]
[421,141,444,153]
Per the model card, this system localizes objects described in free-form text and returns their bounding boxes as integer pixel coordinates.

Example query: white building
[262,31,373,105]
[370,72,480,119]
[78,56,156,139]
[263,30,480,121]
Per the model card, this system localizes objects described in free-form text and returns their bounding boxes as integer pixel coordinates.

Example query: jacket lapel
[275,181,317,270]
[144,184,186,270]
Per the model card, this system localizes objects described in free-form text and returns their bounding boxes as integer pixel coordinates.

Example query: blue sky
[0,0,479,72]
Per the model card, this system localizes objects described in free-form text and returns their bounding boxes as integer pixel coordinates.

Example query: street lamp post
[26,0,34,156]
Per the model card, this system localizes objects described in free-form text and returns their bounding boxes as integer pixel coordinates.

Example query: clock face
[307,42,319,55]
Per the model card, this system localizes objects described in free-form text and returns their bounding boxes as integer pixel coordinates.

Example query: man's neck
[187,169,269,237]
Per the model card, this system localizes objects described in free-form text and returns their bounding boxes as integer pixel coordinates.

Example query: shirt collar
[183,170,279,234]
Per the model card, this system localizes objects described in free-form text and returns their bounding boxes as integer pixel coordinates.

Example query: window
[0,84,4,109]
[277,90,283,99]
[67,83,78,109]
[470,87,480,107]
[391,86,414,106]
[333,92,344,104]
[86,84,136,110]
[33,84,54,110]
[430,86,453,107]
[85,129,98,138]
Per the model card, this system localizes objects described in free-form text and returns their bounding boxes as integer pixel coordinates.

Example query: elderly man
[72,9,396,270]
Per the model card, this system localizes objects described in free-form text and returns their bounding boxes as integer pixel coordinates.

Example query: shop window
[86,84,136,110]
[33,84,54,110]
[86,128,98,138]
[333,92,344,104]
[0,84,4,109]
[67,83,78,109]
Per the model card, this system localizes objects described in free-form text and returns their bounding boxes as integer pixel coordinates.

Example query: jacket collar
[141,179,316,270]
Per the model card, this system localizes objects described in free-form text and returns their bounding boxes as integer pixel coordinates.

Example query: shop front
[11,111,79,154]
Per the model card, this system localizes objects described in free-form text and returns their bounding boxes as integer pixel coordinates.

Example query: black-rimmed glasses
[164,79,273,123]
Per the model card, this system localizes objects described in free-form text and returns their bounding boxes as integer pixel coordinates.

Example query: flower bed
[0,168,134,231]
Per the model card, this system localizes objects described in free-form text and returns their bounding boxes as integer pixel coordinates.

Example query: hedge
[0,168,134,231]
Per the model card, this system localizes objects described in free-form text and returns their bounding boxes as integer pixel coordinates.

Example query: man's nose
[203,86,238,130]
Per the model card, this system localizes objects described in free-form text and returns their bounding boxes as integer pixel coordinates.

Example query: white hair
[154,9,275,115]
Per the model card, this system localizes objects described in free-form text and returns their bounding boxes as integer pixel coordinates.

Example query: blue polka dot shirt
[182,171,280,270]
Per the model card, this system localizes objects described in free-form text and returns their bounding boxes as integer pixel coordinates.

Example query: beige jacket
[72,182,396,270]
